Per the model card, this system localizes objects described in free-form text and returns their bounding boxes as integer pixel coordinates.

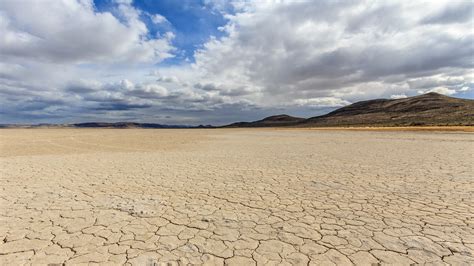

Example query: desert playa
[0,128,473,265]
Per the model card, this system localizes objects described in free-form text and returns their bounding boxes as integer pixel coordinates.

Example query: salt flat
[0,128,473,265]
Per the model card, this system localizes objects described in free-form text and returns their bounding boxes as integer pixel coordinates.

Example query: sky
[0,0,473,125]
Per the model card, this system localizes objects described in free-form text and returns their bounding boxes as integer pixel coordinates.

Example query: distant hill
[0,122,213,129]
[225,114,305,127]
[72,122,191,128]
[224,93,474,127]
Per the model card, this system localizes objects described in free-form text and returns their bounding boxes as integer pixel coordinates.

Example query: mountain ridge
[0,122,214,129]
[225,114,305,128]
[224,93,474,127]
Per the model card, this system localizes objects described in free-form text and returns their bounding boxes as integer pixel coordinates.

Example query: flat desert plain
[0,128,473,265]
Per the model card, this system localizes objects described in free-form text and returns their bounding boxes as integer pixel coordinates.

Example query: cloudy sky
[0,0,473,125]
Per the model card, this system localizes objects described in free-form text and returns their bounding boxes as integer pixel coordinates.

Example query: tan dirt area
[0,128,473,265]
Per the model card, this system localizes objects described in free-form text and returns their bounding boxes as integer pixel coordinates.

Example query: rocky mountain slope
[225,115,305,127]
[224,93,474,127]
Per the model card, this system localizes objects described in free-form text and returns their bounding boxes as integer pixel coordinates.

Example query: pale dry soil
[0,129,473,265]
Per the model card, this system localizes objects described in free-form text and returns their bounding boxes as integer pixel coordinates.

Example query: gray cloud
[0,0,174,64]
[94,102,152,111]
[192,1,473,104]
[421,2,474,25]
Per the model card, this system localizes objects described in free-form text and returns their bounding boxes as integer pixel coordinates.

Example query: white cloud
[390,94,408,99]
[150,14,168,24]
[0,0,174,64]
[157,75,180,83]
[293,97,351,108]
[424,87,457,95]
[188,0,472,107]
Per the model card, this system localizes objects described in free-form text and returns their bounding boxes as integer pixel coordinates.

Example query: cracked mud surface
[0,128,473,265]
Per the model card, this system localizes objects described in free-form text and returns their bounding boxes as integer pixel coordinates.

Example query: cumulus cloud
[293,97,351,108]
[390,94,408,99]
[150,14,168,24]
[0,0,174,64]
[0,0,472,124]
[190,1,473,104]
[423,87,457,96]
[157,76,180,83]
[421,2,474,25]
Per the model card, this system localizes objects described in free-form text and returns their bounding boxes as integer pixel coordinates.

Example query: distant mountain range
[224,93,474,127]
[0,122,214,129]
[224,114,305,128]
[73,122,195,128]
[1,93,472,128]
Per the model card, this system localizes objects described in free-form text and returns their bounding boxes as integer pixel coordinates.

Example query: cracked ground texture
[0,128,473,265]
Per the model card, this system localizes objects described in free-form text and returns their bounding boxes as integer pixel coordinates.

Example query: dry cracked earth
[0,128,473,265]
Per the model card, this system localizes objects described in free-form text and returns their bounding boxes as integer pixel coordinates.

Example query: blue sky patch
[94,0,230,65]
